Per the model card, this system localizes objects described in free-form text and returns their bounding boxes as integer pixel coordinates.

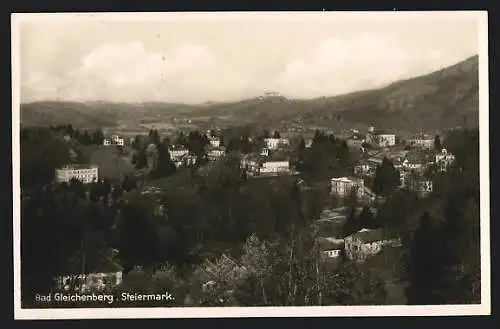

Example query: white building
[173,153,198,168]
[209,137,221,148]
[354,162,375,177]
[112,135,125,146]
[409,179,433,198]
[207,146,226,161]
[402,159,424,171]
[259,161,290,175]
[55,165,99,184]
[53,253,123,293]
[169,148,189,161]
[408,138,434,149]
[264,138,290,150]
[260,148,269,156]
[376,134,396,147]
[103,135,124,146]
[316,237,344,260]
[435,148,456,172]
[330,177,364,198]
[344,228,402,262]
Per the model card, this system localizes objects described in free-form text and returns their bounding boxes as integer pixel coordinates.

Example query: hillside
[288,55,479,132]
[19,55,479,133]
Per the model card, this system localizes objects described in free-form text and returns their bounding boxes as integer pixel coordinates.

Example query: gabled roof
[348,228,385,244]
[59,250,123,276]
[316,237,344,251]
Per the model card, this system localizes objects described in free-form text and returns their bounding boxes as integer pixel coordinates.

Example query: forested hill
[20,55,479,133]
[287,55,479,132]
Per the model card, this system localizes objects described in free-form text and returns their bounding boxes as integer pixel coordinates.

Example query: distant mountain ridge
[20,55,479,132]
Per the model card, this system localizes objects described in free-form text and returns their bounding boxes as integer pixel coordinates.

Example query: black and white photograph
[12,11,490,319]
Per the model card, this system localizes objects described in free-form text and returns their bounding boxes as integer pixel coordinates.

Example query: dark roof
[59,251,123,275]
[60,164,97,170]
[316,237,344,251]
[349,228,385,244]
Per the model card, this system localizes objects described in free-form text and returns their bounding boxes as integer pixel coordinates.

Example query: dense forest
[19,124,481,307]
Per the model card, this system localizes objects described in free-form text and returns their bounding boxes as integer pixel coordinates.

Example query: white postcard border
[11,11,490,319]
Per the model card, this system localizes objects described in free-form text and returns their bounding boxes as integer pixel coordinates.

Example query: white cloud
[271,33,460,99]
[20,27,477,104]
[23,41,233,103]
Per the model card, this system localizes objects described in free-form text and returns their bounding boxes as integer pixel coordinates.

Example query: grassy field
[79,145,135,182]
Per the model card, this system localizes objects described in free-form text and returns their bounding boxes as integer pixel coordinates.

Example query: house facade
[55,165,99,184]
[409,179,433,198]
[240,157,260,175]
[376,134,396,147]
[169,148,189,161]
[207,146,226,161]
[354,162,375,177]
[344,228,402,262]
[54,271,123,293]
[209,137,221,148]
[53,252,123,293]
[330,177,364,198]
[408,138,434,149]
[174,153,198,168]
[316,237,345,260]
[259,161,290,175]
[264,138,290,150]
[104,135,125,146]
[435,148,456,172]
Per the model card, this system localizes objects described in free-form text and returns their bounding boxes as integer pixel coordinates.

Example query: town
[20,120,479,307]
[17,12,483,311]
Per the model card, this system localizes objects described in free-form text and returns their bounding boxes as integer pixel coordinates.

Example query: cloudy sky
[17,12,481,104]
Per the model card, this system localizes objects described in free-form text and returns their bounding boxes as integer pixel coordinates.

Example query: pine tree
[405,212,447,304]
[155,142,177,178]
[373,157,400,197]
[434,135,442,151]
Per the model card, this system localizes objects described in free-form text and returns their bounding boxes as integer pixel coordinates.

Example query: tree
[92,129,105,145]
[175,131,187,147]
[21,127,71,188]
[405,212,447,305]
[122,175,137,192]
[358,206,376,230]
[131,135,143,151]
[238,234,272,305]
[438,195,480,303]
[297,136,306,152]
[117,200,161,273]
[343,207,359,237]
[326,262,388,305]
[132,148,148,170]
[154,142,177,178]
[149,129,161,145]
[434,135,442,151]
[373,157,400,197]
[273,130,281,138]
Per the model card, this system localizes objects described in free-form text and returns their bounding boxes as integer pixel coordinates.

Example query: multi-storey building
[259,161,290,175]
[169,147,189,161]
[103,135,125,146]
[344,228,402,262]
[208,137,221,148]
[264,138,290,150]
[409,179,433,198]
[435,148,456,172]
[207,146,226,161]
[55,164,99,184]
[330,177,364,198]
